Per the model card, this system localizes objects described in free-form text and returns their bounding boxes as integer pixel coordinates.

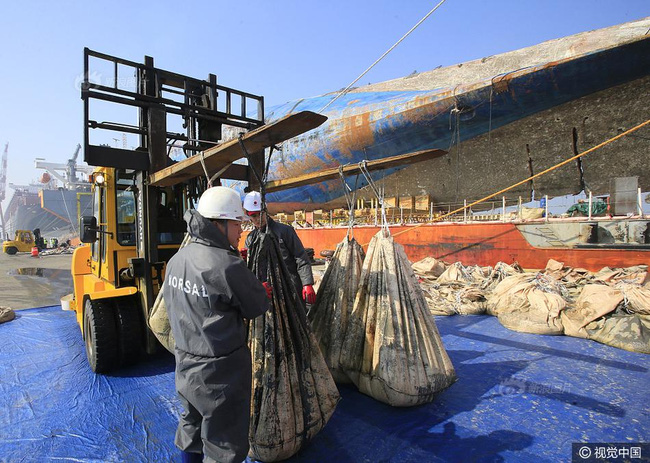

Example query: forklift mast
[77,49,326,371]
[81,48,265,342]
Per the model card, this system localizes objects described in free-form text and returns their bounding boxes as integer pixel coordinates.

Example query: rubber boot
[180,450,203,463]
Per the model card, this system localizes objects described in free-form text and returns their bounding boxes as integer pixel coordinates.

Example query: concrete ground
[0,250,74,310]
[0,249,325,311]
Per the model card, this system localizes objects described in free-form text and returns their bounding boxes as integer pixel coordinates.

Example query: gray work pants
[175,345,252,463]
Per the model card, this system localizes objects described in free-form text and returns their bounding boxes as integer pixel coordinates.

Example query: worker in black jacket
[243,191,316,306]
[163,186,270,463]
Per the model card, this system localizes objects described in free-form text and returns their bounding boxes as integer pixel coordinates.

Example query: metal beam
[265,148,448,193]
[148,111,327,187]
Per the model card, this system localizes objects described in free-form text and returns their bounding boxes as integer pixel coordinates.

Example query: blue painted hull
[264,27,650,207]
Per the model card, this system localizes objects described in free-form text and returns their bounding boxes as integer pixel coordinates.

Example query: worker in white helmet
[163,186,270,463]
[243,190,316,307]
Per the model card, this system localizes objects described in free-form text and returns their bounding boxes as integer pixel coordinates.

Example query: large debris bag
[147,234,192,353]
[433,263,488,315]
[148,292,175,353]
[479,262,523,292]
[420,284,456,316]
[0,306,15,324]
[561,284,623,339]
[412,256,447,279]
[247,231,339,462]
[436,262,478,285]
[485,273,530,316]
[308,237,365,383]
[451,287,487,315]
[584,310,650,354]
[594,265,648,285]
[340,231,456,407]
[488,273,567,335]
[562,283,650,353]
[411,257,456,316]
[617,283,650,315]
[429,283,488,316]
[542,259,593,301]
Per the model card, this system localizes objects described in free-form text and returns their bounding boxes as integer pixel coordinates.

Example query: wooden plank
[265,148,447,193]
[148,111,328,187]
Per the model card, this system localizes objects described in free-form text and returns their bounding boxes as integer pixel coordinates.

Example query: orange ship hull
[283,220,649,271]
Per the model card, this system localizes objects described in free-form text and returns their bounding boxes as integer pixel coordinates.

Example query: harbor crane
[34,143,94,189]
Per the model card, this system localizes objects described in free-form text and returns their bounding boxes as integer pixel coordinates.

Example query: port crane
[34,144,94,189]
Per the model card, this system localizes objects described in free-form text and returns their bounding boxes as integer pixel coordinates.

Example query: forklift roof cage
[81,48,265,175]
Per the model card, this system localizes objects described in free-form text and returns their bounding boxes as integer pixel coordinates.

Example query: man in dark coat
[163,186,270,463]
[243,191,316,306]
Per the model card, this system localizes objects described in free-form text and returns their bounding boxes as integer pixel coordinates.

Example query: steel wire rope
[29,198,63,232]
[357,117,650,246]
[338,166,360,239]
[359,160,390,235]
[198,151,211,188]
[60,189,78,236]
[318,0,448,114]
[31,212,65,241]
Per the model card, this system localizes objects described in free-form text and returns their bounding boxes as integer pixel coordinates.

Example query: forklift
[71,48,326,373]
[3,229,37,254]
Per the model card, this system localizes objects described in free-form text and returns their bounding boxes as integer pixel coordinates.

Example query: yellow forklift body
[72,167,181,342]
[3,230,35,254]
[71,243,138,332]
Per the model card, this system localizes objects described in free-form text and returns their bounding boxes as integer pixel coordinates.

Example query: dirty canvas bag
[308,236,365,383]
[340,231,456,407]
[247,231,339,461]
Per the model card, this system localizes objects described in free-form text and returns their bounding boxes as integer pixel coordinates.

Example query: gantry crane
[34,144,93,190]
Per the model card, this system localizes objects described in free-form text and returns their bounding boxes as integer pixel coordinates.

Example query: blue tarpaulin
[1,306,648,462]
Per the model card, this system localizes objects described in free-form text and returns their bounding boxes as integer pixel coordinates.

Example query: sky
[0,0,648,213]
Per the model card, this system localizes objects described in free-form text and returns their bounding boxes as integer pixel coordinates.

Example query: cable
[198,151,211,188]
[60,189,77,236]
[318,0,448,114]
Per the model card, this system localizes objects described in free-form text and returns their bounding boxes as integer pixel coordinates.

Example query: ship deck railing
[267,191,649,229]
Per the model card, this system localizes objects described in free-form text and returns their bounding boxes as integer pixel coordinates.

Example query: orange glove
[302,285,316,304]
[262,281,272,299]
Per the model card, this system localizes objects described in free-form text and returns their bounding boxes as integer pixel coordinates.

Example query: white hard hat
[243,191,263,212]
[197,186,247,221]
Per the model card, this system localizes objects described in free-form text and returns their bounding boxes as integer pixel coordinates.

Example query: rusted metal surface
[263,18,650,209]
[260,219,650,272]
[265,148,447,193]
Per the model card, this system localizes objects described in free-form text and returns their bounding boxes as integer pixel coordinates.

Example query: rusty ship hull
[3,187,91,241]
[289,217,650,272]
[252,18,650,270]
[263,18,650,211]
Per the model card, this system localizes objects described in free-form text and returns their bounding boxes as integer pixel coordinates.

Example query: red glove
[240,248,248,260]
[262,281,272,299]
[302,285,316,304]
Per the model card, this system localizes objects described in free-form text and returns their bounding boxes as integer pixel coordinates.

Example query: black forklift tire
[114,297,144,366]
[84,298,118,373]
[5,246,17,255]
